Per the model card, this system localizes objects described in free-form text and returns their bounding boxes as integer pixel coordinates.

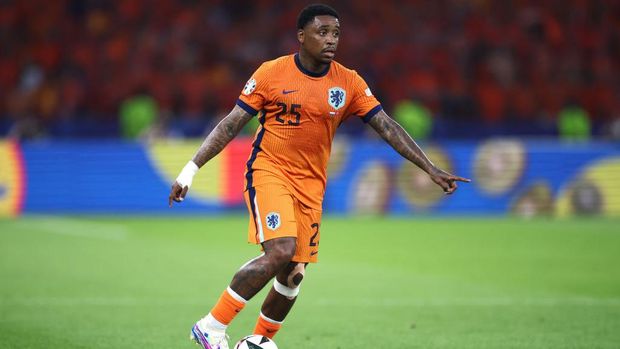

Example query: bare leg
[192,238,297,348]
[229,237,297,300]
[252,262,306,338]
[260,262,306,321]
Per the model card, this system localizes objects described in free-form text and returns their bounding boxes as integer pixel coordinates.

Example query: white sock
[200,313,227,332]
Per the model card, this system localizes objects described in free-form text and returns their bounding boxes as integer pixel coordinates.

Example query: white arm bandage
[175,160,199,188]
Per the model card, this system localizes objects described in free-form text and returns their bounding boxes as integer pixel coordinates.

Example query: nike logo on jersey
[282,89,299,94]
[310,251,318,256]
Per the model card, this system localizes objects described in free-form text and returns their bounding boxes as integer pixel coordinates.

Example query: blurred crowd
[1,0,619,139]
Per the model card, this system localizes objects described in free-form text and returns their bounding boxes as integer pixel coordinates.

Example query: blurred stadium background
[1,1,619,348]
[1,0,620,217]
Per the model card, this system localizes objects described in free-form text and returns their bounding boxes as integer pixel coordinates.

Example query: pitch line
[2,296,619,307]
[313,297,620,307]
[7,216,128,241]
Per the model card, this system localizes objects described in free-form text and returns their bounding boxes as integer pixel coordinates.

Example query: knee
[265,238,296,267]
[287,262,305,287]
[274,263,305,300]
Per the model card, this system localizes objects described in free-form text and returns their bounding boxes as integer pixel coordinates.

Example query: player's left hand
[428,167,471,195]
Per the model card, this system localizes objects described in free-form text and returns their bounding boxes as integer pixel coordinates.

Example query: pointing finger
[451,175,471,183]
[169,184,183,206]
[169,188,179,206]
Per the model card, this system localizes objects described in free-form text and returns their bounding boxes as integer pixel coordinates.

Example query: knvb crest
[266,212,281,231]
[328,87,346,110]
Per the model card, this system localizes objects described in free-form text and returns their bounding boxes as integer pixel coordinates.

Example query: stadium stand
[0,0,618,139]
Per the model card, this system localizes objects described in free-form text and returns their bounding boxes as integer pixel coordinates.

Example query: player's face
[299,15,340,64]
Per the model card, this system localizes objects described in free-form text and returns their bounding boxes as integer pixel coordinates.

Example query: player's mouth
[322,48,336,59]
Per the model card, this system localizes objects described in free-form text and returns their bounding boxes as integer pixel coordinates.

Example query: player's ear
[297,29,304,44]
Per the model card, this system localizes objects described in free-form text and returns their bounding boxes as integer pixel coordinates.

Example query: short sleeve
[237,63,270,116]
[347,72,382,123]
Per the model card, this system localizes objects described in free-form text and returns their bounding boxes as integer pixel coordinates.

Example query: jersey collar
[294,53,330,78]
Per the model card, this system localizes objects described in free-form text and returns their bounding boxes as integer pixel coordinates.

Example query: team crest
[243,78,256,95]
[328,87,346,110]
[266,212,281,231]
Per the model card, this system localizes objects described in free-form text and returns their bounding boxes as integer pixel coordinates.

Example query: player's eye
[333,31,340,37]
[319,30,327,36]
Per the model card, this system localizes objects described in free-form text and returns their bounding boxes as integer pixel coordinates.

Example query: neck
[297,50,329,74]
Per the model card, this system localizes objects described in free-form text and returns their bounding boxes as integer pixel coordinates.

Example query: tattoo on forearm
[370,113,433,173]
[192,109,251,167]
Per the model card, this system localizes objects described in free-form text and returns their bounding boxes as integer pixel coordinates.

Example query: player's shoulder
[330,60,362,81]
[256,54,295,73]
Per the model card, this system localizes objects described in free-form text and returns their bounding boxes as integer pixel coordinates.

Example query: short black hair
[296,4,339,30]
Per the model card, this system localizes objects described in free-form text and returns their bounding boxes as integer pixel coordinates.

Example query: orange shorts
[244,183,322,263]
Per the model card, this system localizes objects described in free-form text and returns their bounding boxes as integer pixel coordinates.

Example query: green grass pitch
[1,216,619,348]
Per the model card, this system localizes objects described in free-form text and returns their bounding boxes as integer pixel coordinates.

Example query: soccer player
[169,4,470,349]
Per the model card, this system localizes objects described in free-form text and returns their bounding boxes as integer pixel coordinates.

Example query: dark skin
[368,109,470,194]
[168,13,470,324]
[228,237,297,300]
[296,15,340,73]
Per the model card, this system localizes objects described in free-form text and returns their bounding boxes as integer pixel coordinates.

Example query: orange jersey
[237,54,381,209]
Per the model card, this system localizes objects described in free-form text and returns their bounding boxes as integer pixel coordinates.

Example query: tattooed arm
[367,110,470,194]
[191,105,254,167]
[169,105,254,206]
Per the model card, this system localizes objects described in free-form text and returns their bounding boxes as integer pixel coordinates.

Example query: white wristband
[175,160,199,189]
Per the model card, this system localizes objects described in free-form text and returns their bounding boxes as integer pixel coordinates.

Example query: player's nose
[324,42,337,51]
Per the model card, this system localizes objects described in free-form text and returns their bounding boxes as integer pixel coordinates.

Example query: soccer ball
[234,335,278,349]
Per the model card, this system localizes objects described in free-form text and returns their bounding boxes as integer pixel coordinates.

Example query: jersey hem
[244,171,324,211]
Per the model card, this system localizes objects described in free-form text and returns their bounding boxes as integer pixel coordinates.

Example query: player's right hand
[168,181,189,207]
[169,160,199,207]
